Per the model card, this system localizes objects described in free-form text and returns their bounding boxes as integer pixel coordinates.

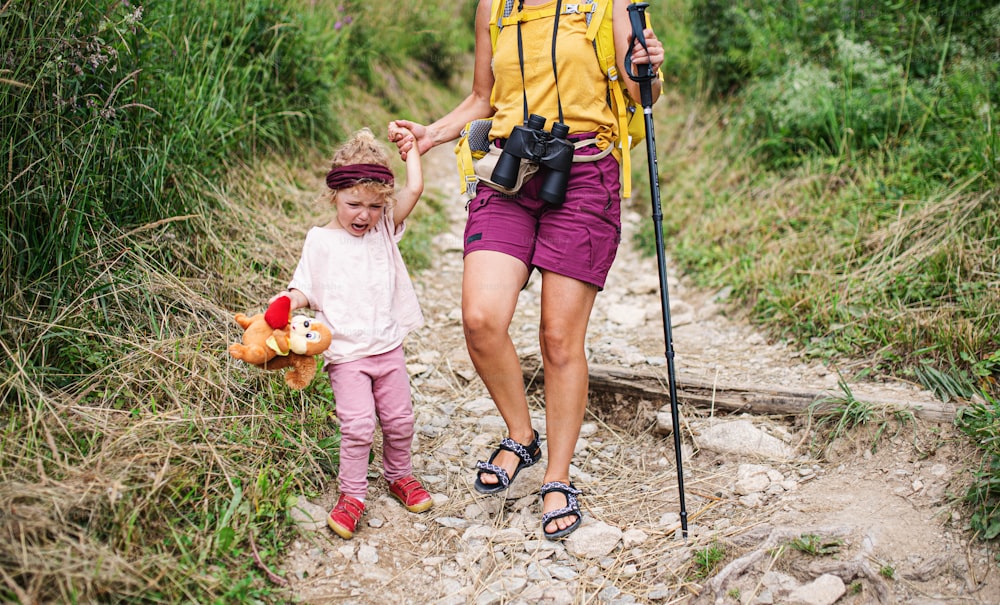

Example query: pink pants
[326,345,415,500]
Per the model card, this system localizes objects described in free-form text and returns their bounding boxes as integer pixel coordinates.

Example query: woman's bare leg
[537,270,598,534]
[463,250,534,485]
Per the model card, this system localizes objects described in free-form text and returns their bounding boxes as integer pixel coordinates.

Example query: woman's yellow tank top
[489,0,616,151]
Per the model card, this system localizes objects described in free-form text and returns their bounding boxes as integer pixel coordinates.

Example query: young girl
[269,125,431,539]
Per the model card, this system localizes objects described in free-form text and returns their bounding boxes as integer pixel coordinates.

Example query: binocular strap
[570,138,612,162]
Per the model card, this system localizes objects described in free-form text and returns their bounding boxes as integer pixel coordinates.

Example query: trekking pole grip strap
[624,2,654,108]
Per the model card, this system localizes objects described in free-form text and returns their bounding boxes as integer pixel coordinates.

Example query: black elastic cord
[516,1,529,124]
[513,0,565,126]
[551,0,564,124]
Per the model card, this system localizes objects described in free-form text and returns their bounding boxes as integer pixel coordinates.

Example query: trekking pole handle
[625,2,655,108]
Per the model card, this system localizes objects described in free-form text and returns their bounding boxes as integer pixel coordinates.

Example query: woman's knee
[539,323,585,368]
[463,307,505,350]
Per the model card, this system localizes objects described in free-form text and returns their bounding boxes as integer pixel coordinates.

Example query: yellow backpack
[455,0,658,198]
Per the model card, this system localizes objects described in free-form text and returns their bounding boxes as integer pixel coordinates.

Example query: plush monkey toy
[228,296,333,389]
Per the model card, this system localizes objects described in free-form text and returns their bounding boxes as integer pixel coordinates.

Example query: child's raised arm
[388,122,423,225]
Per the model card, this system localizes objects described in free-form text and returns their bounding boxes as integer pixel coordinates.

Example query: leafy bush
[691,0,998,189]
[689,0,755,94]
[739,62,840,161]
[331,0,475,87]
[690,0,971,95]
[956,395,1000,539]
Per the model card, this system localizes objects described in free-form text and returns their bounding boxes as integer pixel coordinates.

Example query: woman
[392,0,664,540]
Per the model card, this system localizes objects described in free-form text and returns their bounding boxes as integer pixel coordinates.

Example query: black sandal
[474,430,542,495]
[540,481,582,540]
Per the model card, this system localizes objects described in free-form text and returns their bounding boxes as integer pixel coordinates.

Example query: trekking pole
[625,2,688,539]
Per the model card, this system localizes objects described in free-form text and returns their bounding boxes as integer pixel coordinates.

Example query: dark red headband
[325,164,394,190]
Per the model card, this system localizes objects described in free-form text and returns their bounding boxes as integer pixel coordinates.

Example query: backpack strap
[588,0,635,197]
[489,0,508,49]
[497,2,596,27]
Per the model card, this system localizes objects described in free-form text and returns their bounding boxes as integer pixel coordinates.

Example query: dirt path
[281,144,1000,604]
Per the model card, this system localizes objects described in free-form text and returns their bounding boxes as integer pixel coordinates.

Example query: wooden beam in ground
[519,357,958,424]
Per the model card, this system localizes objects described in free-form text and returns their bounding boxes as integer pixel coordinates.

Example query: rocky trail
[279,144,1000,605]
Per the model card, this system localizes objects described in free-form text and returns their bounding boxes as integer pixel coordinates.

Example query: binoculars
[491,114,574,205]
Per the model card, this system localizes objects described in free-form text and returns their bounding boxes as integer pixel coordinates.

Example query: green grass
[956,394,1000,540]
[805,375,914,456]
[691,542,726,579]
[787,533,843,556]
[646,0,998,399]
[0,0,466,602]
[632,0,1000,542]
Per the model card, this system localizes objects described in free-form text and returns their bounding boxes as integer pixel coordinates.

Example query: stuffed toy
[228,296,333,389]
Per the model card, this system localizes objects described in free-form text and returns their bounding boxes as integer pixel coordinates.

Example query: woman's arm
[613,0,664,106]
[391,0,496,158]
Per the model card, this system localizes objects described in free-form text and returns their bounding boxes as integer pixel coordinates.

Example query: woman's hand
[387,121,414,146]
[630,28,664,75]
[614,0,664,106]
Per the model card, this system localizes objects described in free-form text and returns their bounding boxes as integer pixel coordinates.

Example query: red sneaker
[328,494,365,539]
[389,475,433,513]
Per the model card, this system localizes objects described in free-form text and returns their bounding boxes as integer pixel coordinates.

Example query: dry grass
[0,59,465,597]
[0,156,338,602]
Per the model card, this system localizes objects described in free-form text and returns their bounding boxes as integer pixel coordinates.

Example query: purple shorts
[463,142,622,289]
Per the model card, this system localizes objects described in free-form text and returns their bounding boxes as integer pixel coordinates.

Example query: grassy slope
[635,1,1000,403]
[0,1,467,603]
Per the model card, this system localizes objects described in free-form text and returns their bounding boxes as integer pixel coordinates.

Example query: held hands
[388,120,428,160]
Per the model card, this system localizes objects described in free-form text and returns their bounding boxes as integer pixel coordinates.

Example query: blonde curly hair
[325,128,395,208]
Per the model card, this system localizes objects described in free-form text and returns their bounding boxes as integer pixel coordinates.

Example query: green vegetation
[1,0,468,602]
[808,376,915,455]
[787,533,843,556]
[3,0,1000,601]
[637,0,1000,546]
[643,0,998,398]
[691,542,727,579]
[956,398,1000,539]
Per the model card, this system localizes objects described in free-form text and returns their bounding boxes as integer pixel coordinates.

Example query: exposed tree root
[693,525,891,604]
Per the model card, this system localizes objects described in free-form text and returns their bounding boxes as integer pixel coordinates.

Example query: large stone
[787,574,846,605]
[694,419,796,461]
[288,496,328,531]
[564,520,623,558]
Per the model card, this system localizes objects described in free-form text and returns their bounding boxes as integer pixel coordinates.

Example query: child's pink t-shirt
[288,212,424,365]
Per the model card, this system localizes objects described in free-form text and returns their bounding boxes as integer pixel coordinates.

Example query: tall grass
[1,0,469,601]
[643,0,999,399]
[632,0,1000,541]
